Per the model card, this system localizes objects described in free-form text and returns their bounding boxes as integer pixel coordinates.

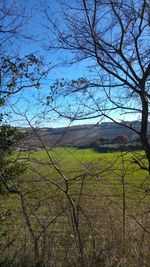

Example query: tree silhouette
[44,0,150,171]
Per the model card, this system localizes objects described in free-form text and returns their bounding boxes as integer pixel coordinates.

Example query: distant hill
[18,121,150,150]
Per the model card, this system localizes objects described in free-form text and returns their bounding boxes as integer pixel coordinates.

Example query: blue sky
[3,0,101,128]
[2,0,141,128]
[1,0,83,126]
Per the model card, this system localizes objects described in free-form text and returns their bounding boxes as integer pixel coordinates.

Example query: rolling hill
[18,121,150,149]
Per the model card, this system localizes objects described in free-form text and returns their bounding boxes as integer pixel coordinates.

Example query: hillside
[18,121,150,150]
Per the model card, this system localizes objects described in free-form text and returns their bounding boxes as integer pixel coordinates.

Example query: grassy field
[20,147,149,199]
[1,148,150,266]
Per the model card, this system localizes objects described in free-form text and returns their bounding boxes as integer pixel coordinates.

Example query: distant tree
[112,135,128,145]
[44,0,150,172]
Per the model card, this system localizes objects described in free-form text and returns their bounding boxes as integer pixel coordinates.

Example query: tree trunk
[20,193,40,265]
[140,94,150,173]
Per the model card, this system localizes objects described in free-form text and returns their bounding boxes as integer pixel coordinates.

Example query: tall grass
[1,148,150,266]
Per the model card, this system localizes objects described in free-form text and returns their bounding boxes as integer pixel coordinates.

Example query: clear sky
[2,0,141,128]
[2,0,99,128]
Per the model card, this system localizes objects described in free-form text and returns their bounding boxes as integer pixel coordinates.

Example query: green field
[17,147,149,200]
[1,148,150,267]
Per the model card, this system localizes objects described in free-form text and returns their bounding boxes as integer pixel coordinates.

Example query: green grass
[12,147,149,200]
[1,148,150,266]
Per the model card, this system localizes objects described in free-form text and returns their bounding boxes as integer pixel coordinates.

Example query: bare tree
[43,0,150,171]
[0,0,50,195]
[0,0,50,103]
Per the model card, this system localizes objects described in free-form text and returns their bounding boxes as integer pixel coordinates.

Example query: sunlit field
[1,148,150,267]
